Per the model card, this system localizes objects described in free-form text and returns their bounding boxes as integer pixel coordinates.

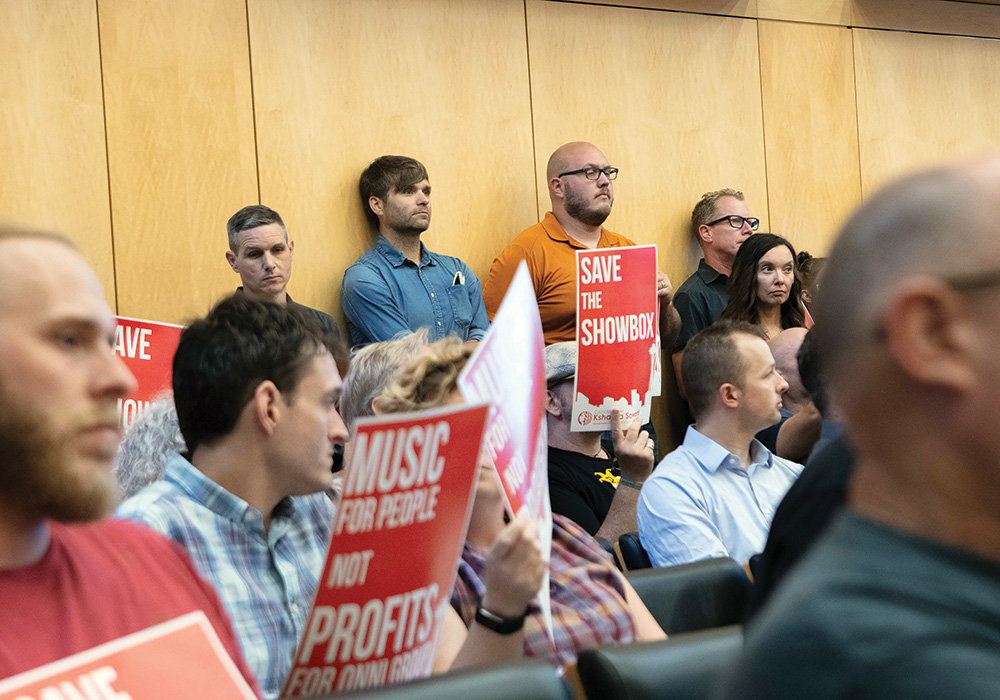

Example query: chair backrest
[314,659,573,700]
[576,625,743,700]
[624,557,751,634]
[615,532,651,570]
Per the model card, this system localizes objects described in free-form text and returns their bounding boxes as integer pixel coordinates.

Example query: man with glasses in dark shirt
[671,189,758,395]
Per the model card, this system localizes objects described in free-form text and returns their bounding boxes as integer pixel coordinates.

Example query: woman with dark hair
[721,233,805,339]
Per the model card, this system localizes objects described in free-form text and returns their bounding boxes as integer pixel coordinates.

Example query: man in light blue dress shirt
[117,295,348,699]
[341,156,489,346]
[638,320,803,567]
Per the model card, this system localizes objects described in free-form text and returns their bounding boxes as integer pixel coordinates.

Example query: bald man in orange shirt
[483,142,679,347]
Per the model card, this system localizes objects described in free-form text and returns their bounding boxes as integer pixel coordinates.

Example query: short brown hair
[359,156,429,232]
[377,338,471,414]
[682,320,766,420]
[690,189,745,241]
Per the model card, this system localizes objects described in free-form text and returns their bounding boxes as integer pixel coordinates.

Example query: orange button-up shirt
[483,212,636,345]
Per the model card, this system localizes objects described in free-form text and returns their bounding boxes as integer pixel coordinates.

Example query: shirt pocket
[445,283,473,331]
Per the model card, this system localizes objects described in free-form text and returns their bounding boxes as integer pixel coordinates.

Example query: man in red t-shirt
[0,225,258,693]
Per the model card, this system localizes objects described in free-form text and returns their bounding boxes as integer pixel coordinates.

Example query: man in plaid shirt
[117,294,348,698]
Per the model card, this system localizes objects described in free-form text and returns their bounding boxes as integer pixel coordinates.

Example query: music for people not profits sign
[0,612,258,700]
[457,262,554,640]
[281,403,490,698]
[572,245,659,432]
[114,316,182,429]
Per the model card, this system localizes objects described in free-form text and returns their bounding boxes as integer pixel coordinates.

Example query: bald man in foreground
[483,142,679,347]
[716,160,1000,699]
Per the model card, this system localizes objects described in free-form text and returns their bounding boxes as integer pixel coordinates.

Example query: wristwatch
[475,605,527,634]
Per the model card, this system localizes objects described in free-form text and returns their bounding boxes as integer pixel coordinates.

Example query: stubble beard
[564,183,612,227]
[0,384,117,523]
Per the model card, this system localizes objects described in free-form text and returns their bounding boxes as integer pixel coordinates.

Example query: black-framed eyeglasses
[706,215,760,231]
[557,166,619,181]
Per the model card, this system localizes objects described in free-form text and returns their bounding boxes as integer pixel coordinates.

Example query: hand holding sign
[610,409,654,485]
[481,512,546,619]
[458,263,554,639]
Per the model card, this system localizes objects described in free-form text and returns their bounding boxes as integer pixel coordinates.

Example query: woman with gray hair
[339,328,429,433]
[113,393,185,499]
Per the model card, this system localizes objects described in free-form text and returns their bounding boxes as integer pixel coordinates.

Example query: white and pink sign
[458,262,553,638]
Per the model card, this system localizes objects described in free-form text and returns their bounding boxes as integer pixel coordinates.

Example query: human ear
[225,250,239,273]
[549,177,565,200]
[882,279,977,394]
[369,195,384,217]
[252,380,283,436]
[718,382,740,410]
[544,389,562,418]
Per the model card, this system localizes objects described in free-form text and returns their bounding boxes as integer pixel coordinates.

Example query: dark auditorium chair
[614,532,651,570]
[318,659,573,700]
[624,557,751,634]
[576,625,743,700]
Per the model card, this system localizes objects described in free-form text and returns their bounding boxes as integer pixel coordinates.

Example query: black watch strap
[475,606,527,634]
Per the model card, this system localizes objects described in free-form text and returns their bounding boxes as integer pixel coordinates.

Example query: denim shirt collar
[375,235,434,269]
[683,425,774,476]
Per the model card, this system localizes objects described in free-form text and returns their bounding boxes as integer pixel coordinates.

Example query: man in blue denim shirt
[342,156,489,346]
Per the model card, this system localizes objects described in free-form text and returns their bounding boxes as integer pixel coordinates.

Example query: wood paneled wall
[0,0,114,305]
[5,0,1000,447]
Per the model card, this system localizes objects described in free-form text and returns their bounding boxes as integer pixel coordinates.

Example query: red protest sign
[0,612,257,700]
[573,245,659,431]
[114,316,182,429]
[457,262,554,638]
[282,403,490,698]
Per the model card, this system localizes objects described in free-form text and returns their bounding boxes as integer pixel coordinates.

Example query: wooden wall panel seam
[523,0,542,222]
[245,0,263,206]
[94,0,119,314]
[849,27,864,205]
[754,18,773,235]
[549,0,1000,40]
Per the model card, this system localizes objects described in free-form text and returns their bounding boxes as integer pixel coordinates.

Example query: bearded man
[0,225,257,692]
[483,141,679,347]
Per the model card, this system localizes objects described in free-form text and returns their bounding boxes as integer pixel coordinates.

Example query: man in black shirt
[544,342,654,548]
[671,189,758,396]
[226,205,342,343]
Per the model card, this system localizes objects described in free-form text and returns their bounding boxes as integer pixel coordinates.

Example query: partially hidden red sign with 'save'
[573,245,659,432]
[114,316,182,429]
[0,612,258,700]
[281,403,490,698]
